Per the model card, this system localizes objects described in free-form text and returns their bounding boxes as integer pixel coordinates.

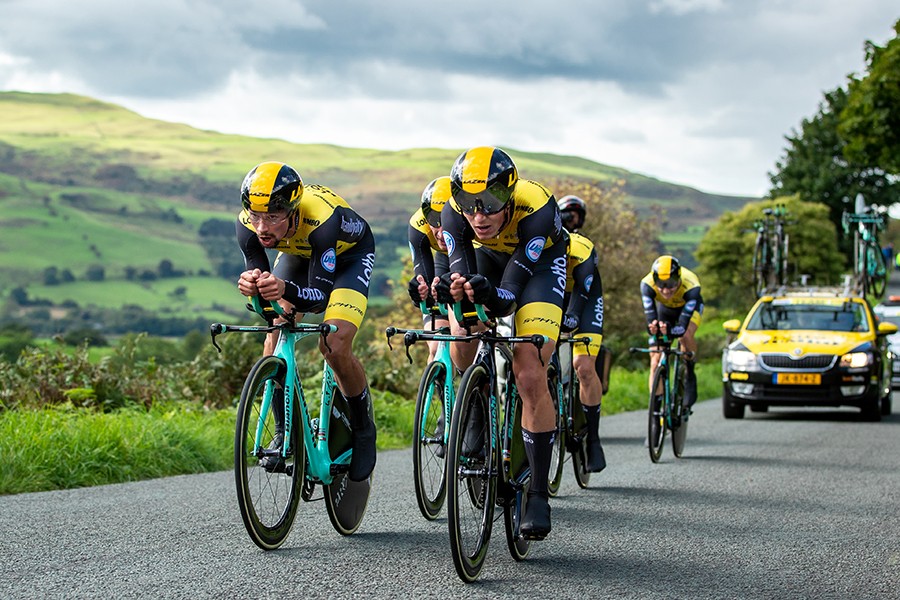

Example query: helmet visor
[423,205,442,228]
[452,181,512,215]
[655,276,681,290]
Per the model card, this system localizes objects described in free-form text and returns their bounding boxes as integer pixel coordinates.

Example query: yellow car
[721,290,897,420]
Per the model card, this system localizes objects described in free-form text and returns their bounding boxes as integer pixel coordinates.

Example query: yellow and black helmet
[652,255,682,289]
[240,162,303,213]
[421,176,453,227]
[449,146,518,215]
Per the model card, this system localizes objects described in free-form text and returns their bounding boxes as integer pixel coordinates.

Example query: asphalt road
[1,394,898,599]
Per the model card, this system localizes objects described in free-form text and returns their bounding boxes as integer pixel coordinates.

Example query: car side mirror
[723,319,742,334]
[877,322,898,336]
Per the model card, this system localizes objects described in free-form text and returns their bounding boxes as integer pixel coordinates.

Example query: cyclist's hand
[465,274,495,305]
[407,276,431,306]
[561,313,580,333]
[238,269,262,296]
[647,320,659,336]
[256,272,285,301]
[434,272,457,304]
[670,324,686,338]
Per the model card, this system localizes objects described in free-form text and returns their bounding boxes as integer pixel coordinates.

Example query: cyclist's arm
[408,222,437,283]
[236,216,272,273]
[675,286,703,331]
[640,280,660,326]
[278,213,347,313]
[565,247,597,319]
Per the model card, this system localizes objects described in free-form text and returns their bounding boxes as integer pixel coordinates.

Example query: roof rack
[761,274,861,299]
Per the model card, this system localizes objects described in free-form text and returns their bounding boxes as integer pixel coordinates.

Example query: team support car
[873,295,900,393]
[721,289,897,421]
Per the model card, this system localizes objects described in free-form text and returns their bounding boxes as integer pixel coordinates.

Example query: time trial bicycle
[442,303,550,582]
[210,297,371,550]
[385,302,456,521]
[751,204,791,297]
[842,205,887,300]
[630,333,689,463]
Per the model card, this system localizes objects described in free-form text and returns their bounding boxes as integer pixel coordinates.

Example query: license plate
[775,373,821,385]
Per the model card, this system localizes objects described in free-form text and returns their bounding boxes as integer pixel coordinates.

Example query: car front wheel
[722,386,745,419]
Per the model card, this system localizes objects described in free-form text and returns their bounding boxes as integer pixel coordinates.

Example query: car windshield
[746,301,869,333]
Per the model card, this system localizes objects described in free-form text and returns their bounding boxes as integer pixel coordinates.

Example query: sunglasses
[451,181,512,216]
[657,278,681,290]
[248,211,290,226]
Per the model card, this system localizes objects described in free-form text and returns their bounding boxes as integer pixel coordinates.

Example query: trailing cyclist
[640,255,703,412]
[558,195,607,473]
[235,161,377,482]
[407,176,453,362]
[435,146,566,540]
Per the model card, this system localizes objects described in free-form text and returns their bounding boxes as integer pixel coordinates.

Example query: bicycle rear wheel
[566,372,591,488]
[866,241,887,300]
[235,356,304,550]
[671,361,688,458]
[752,236,767,297]
[413,360,449,520]
[324,390,371,535]
[547,359,565,497]
[447,364,497,583]
[648,365,666,463]
[502,384,531,561]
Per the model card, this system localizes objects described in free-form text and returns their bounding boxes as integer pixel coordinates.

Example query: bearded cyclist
[640,255,703,411]
[435,146,566,540]
[235,161,377,482]
[558,196,606,473]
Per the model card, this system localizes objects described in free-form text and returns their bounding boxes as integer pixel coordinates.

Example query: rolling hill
[0,91,757,333]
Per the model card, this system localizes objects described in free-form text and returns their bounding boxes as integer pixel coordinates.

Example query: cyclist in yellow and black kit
[235,161,376,482]
[557,195,606,473]
[407,176,453,361]
[435,146,567,540]
[640,255,703,410]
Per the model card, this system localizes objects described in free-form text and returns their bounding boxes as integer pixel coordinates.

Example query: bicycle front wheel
[752,237,767,297]
[547,360,565,497]
[235,356,304,550]
[648,365,666,463]
[413,360,449,520]
[447,364,497,583]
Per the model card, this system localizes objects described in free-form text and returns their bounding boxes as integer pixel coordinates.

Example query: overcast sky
[0,1,896,197]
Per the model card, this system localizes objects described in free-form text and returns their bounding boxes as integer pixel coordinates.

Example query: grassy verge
[1,363,721,495]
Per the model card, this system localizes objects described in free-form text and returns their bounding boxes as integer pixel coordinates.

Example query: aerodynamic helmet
[240,162,303,213]
[449,146,518,215]
[420,176,453,228]
[652,255,682,290]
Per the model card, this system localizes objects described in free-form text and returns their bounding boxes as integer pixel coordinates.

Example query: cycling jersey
[236,183,375,327]
[640,266,703,331]
[441,179,567,340]
[565,232,604,356]
[408,207,449,284]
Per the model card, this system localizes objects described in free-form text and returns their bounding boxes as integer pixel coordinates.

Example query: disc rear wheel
[324,390,370,535]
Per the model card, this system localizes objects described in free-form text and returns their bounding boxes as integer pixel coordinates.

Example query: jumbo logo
[442,231,456,255]
[321,248,337,273]
[526,237,545,262]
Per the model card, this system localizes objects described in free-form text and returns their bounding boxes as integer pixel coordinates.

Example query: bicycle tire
[324,390,371,535]
[447,364,497,583]
[234,356,304,550]
[752,235,767,297]
[503,473,531,562]
[501,382,531,561]
[547,360,565,497]
[413,360,449,520]
[648,365,666,463]
[671,360,688,458]
[566,372,591,489]
[866,241,887,300]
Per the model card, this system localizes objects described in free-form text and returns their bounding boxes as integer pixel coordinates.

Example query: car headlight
[727,350,760,372]
[840,352,872,369]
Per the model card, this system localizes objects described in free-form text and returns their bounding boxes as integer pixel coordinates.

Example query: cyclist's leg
[320,240,377,482]
[514,245,565,538]
[573,333,605,473]
[680,310,702,410]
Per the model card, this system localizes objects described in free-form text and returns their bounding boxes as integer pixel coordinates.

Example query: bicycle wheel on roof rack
[865,241,887,300]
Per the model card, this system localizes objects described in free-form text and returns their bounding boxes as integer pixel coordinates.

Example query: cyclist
[407,176,453,361]
[557,195,587,233]
[435,146,566,540]
[559,199,606,473]
[235,161,377,482]
[640,255,703,411]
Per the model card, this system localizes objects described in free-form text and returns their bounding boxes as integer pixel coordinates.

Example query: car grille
[758,354,837,371]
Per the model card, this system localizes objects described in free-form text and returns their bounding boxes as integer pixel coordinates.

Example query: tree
[840,19,900,175]
[768,87,898,234]
[694,197,845,311]
[85,264,105,282]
